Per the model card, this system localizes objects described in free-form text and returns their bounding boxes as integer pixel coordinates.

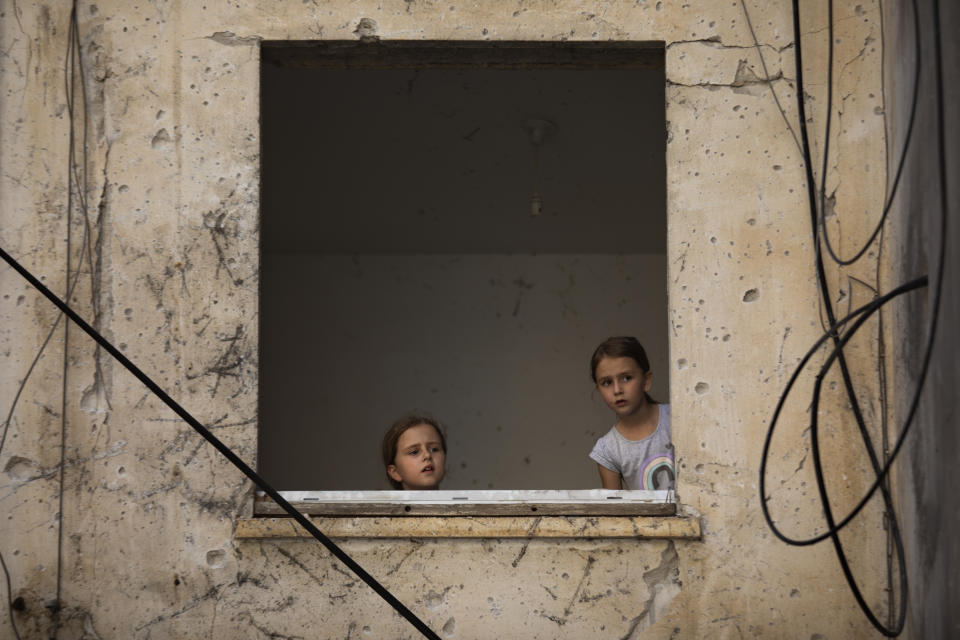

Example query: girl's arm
[597,464,622,490]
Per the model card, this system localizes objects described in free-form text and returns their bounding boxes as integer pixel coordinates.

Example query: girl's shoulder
[652,403,671,438]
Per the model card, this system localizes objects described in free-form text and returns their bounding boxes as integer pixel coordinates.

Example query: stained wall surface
[262,253,669,490]
[0,1,910,638]
[885,0,960,637]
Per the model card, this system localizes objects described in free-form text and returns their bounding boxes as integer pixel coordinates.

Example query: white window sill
[236,490,700,539]
[254,489,677,516]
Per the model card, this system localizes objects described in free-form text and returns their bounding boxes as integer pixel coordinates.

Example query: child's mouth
[422,465,434,473]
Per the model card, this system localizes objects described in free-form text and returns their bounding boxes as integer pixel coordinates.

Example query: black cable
[760,0,947,635]
[739,0,802,156]
[818,0,922,267]
[0,551,21,640]
[0,246,441,640]
[777,2,908,635]
[802,2,908,633]
[55,4,80,624]
[0,4,95,636]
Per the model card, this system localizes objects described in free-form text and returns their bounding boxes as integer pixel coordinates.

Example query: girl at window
[381,414,447,490]
[588,337,674,491]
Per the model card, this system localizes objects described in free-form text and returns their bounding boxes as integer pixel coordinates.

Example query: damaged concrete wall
[0,1,903,638]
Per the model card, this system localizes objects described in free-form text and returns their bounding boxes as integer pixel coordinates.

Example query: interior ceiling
[261,46,666,254]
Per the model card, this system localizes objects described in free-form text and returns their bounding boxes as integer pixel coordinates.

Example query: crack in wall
[620,541,681,639]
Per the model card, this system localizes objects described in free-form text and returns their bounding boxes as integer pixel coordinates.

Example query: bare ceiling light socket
[530,193,542,217]
[522,118,557,218]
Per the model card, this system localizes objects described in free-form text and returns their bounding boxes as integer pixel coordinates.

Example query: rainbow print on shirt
[640,451,675,490]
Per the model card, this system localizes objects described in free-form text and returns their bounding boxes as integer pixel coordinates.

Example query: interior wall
[261,252,668,489]
[258,60,669,490]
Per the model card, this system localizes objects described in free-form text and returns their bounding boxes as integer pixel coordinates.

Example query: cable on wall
[0,245,444,640]
[1,2,95,638]
[0,4,439,639]
[758,0,947,636]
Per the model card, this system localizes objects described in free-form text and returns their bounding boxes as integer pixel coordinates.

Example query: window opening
[259,41,668,492]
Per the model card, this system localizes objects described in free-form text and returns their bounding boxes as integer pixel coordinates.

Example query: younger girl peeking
[381,414,447,490]
[588,337,675,491]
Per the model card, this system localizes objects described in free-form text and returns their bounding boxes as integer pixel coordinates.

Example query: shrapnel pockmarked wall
[1,1,932,638]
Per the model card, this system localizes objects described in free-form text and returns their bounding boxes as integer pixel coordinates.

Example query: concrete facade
[2,1,946,638]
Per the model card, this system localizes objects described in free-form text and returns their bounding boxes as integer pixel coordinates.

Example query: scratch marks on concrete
[205,32,262,47]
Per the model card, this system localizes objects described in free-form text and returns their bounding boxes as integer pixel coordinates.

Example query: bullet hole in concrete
[710,236,717,244]
[773,165,782,171]
[174,576,181,586]
[363,626,371,636]
[747,218,756,225]
[695,464,704,472]
[12,596,26,612]
[743,288,760,302]
[206,549,226,568]
[442,617,456,636]
[677,358,688,369]
[424,589,445,610]
[151,128,171,148]
[117,466,126,475]
[16,295,25,305]
[723,334,731,342]
[695,382,710,394]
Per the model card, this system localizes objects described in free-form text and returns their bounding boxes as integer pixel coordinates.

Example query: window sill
[237,490,701,539]
[236,515,700,539]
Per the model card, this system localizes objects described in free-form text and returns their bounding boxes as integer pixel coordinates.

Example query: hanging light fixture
[521,118,557,217]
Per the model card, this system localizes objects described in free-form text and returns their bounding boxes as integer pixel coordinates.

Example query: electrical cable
[739,0,802,156]
[0,5,439,639]
[0,551,21,640]
[817,0,922,267]
[0,3,94,637]
[0,245,442,640]
[759,0,947,636]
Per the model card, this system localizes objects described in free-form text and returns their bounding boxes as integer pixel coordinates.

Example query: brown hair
[380,414,447,489]
[590,336,657,404]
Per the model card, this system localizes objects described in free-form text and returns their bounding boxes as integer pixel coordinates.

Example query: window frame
[255,40,678,519]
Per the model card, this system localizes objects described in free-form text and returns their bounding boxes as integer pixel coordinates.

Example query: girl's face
[595,356,652,418]
[387,423,446,490]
